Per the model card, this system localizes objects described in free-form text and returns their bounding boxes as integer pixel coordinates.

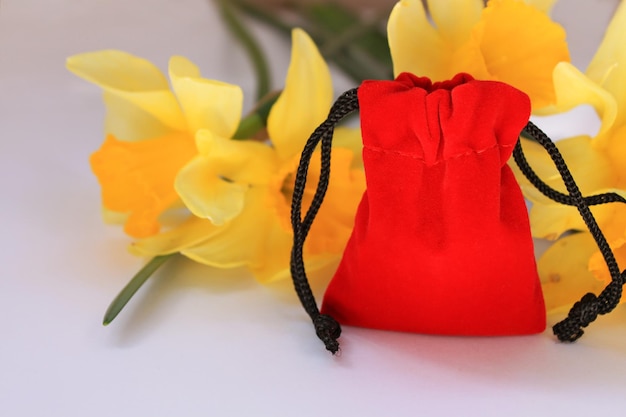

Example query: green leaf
[103,254,175,325]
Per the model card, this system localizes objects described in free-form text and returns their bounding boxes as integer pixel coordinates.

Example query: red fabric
[321,73,546,336]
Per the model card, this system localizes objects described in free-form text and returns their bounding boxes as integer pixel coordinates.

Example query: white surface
[2,1,626,416]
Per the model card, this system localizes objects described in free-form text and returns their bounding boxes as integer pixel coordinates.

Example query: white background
[1,0,625,415]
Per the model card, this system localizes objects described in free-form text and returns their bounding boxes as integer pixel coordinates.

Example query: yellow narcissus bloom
[512,2,626,311]
[130,29,366,283]
[67,51,243,238]
[387,0,570,109]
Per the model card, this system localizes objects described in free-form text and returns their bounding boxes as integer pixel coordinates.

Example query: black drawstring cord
[514,121,625,341]
[291,92,625,350]
[290,88,359,354]
[513,137,626,207]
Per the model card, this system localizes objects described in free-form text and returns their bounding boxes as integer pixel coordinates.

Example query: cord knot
[553,292,599,342]
[314,314,342,354]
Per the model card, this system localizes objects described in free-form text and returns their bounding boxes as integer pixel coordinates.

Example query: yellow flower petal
[529,204,585,241]
[512,135,619,239]
[535,63,617,141]
[306,148,366,254]
[580,204,626,307]
[515,135,615,202]
[463,0,570,108]
[67,50,167,89]
[333,127,364,169]
[586,0,626,127]
[67,50,186,130]
[428,0,483,47]
[510,137,560,203]
[101,207,128,225]
[193,130,278,184]
[182,145,365,282]
[538,232,605,313]
[175,131,278,224]
[180,188,285,273]
[90,133,196,237]
[603,125,626,175]
[273,148,366,254]
[174,155,247,226]
[130,215,219,257]
[180,188,341,284]
[388,0,568,109]
[589,229,626,285]
[246,233,294,282]
[528,186,626,241]
[168,56,243,138]
[102,91,172,142]
[250,249,337,284]
[131,187,340,284]
[388,0,450,79]
[267,29,332,162]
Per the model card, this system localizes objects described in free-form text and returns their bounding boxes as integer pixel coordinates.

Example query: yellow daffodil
[131,29,366,283]
[67,51,243,237]
[512,2,626,311]
[387,0,569,109]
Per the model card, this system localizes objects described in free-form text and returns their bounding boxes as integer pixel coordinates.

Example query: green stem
[233,90,281,139]
[103,254,175,325]
[302,4,392,81]
[232,0,292,36]
[320,19,382,58]
[217,0,271,100]
[233,114,264,139]
[330,53,387,84]
[233,0,392,83]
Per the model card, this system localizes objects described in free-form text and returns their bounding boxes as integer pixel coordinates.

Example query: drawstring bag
[290,73,625,354]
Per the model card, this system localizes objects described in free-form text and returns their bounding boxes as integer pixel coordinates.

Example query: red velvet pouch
[320,73,545,336]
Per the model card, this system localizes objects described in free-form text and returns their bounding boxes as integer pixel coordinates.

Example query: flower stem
[301,4,393,81]
[233,90,280,139]
[103,254,175,325]
[231,0,292,36]
[233,0,392,83]
[217,0,271,100]
[305,4,391,63]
